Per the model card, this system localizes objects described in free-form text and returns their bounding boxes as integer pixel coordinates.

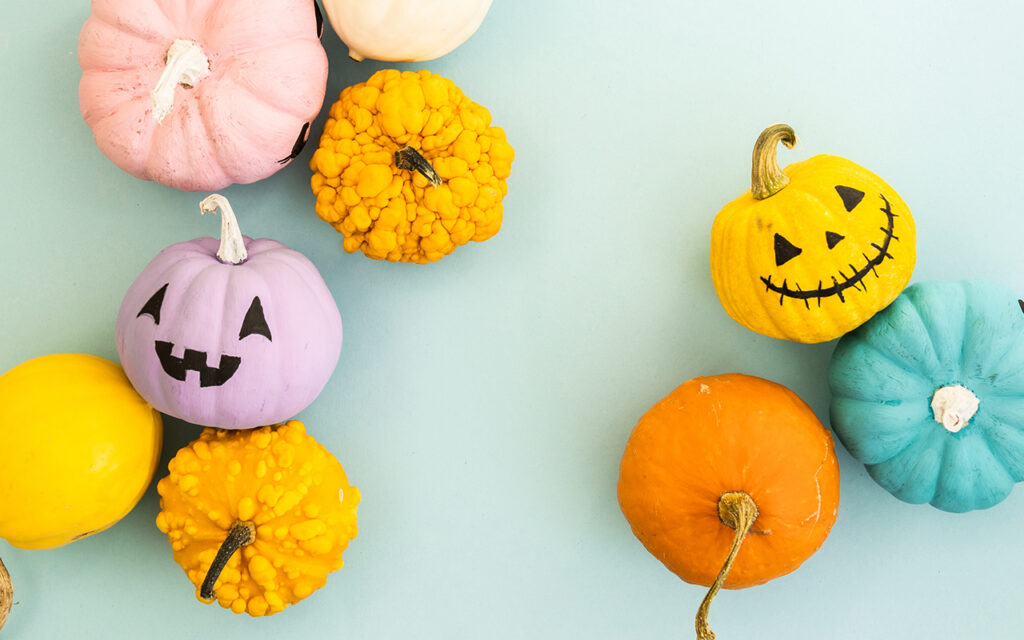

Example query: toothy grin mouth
[759,194,899,306]
[155,340,241,387]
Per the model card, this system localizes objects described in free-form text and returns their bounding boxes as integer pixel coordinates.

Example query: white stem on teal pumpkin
[931,385,980,433]
[150,39,210,123]
[199,194,248,264]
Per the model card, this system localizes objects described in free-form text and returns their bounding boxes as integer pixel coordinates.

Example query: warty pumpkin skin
[310,69,514,263]
[618,374,840,590]
[156,420,360,616]
[78,0,328,191]
[710,124,916,343]
[829,280,1024,512]
[322,0,493,62]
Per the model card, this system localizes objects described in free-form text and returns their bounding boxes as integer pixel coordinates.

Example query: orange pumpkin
[617,374,840,639]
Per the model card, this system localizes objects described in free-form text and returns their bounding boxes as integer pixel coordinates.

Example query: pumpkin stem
[695,491,758,640]
[199,520,257,602]
[931,385,980,433]
[751,124,797,200]
[395,146,442,187]
[0,555,12,631]
[150,39,210,124]
[200,194,248,265]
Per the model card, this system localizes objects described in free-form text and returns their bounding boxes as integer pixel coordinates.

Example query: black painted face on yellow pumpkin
[760,185,900,307]
[710,125,917,343]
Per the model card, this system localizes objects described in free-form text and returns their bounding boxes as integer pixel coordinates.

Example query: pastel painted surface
[78,0,328,191]
[115,236,342,429]
[829,280,1024,512]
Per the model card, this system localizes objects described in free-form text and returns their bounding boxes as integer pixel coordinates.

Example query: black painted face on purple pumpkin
[136,283,272,387]
[759,186,901,307]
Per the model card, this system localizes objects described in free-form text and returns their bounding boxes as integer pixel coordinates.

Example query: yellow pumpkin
[310,68,514,263]
[155,420,360,616]
[710,124,916,343]
[0,354,162,549]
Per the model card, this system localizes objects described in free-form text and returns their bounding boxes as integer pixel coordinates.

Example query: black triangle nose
[826,231,845,249]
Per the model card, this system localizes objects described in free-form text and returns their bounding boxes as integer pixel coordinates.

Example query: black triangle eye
[835,185,865,212]
[239,296,272,341]
[826,231,845,249]
[1019,299,1024,315]
[774,233,802,266]
[137,284,168,325]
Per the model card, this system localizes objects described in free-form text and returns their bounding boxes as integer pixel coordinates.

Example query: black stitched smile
[155,340,241,388]
[759,194,899,307]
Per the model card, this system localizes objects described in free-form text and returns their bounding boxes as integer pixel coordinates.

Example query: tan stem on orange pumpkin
[200,194,248,265]
[395,146,442,187]
[151,39,210,124]
[751,124,797,200]
[199,521,257,602]
[695,491,758,640]
[0,555,12,631]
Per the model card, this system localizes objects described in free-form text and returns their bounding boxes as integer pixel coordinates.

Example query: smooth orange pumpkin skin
[617,374,840,589]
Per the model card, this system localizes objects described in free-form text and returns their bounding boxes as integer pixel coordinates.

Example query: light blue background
[2,1,1023,638]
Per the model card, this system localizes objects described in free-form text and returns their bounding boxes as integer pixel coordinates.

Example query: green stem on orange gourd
[395,146,442,187]
[0,555,12,631]
[199,521,256,602]
[751,124,797,200]
[200,194,248,265]
[695,491,759,640]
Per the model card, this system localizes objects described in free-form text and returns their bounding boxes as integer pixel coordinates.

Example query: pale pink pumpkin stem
[151,39,210,123]
[200,194,248,265]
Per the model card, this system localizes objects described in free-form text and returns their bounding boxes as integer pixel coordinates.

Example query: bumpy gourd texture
[156,421,359,616]
[310,69,514,263]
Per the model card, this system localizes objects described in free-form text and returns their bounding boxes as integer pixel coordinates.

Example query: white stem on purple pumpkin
[150,39,210,123]
[199,194,248,265]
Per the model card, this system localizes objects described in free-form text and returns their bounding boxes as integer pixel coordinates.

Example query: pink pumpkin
[116,195,342,429]
[78,0,328,191]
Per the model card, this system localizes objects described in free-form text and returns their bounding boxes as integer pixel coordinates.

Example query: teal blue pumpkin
[828,280,1024,512]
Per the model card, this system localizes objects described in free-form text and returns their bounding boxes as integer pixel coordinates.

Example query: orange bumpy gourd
[618,374,840,639]
[156,420,359,616]
[310,69,514,263]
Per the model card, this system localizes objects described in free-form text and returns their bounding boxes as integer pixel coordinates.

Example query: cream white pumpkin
[322,0,492,62]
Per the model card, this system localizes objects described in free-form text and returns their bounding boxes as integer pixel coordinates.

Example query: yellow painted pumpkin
[0,354,162,550]
[710,124,916,343]
[156,420,360,616]
[310,69,514,263]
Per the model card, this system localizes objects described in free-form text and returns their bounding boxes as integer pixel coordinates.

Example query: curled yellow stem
[751,124,797,200]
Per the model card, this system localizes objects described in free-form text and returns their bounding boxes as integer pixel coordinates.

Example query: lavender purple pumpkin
[116,200,341,429]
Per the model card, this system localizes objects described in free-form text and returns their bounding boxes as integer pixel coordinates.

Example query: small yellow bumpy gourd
[311,68,514,263]
[156,421,359,617]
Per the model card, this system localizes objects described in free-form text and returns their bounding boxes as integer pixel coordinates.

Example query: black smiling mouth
[760,194,899,307]
[155,341,241,388]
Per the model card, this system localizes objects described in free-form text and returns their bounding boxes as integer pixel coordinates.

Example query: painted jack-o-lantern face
[710,125,916,343]
[116,196,342,429]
